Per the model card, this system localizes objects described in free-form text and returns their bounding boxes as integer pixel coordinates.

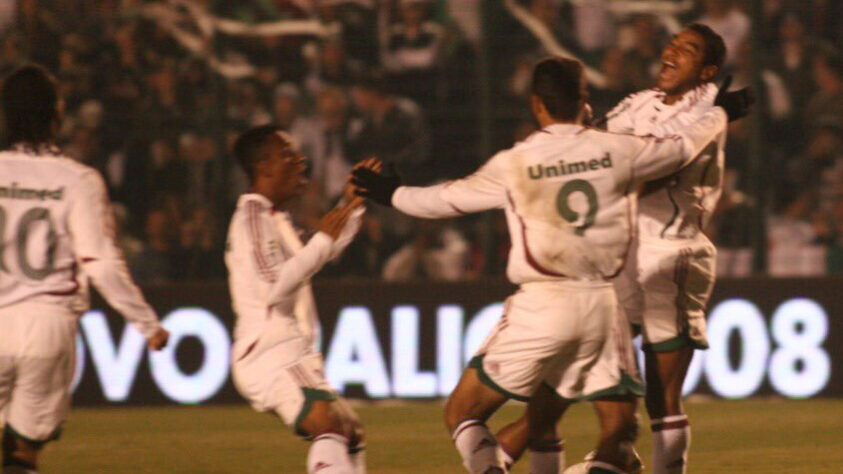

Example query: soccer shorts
[470,281,643,402]
[232,321,336,436]
[0,302,77,444]
[614,237,716,351]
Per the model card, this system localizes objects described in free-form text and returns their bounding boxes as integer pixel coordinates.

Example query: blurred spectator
[297,86,356,200]
[347,76,431,184]
[804,47,843,130]
[175,206,225,280]
[130,208,179,283]
[620,15,667,91]
[380,0,443,103]
[325,211,404,277]
[696,0,750,66]
[382,220,469,281]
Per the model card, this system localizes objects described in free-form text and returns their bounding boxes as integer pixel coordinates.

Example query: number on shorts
[555,179,598,236]
[0,205,57,280]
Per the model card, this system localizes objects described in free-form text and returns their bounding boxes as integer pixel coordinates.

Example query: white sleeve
[329,207,364,261]
[630,107,727,184]
[606,95,637,133]
[68,171,161,339]
[391,152,508,218]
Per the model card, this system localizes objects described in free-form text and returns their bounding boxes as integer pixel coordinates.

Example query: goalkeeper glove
[351,165,401,207]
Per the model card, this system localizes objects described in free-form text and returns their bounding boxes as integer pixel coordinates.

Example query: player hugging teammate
[353,21,751,474]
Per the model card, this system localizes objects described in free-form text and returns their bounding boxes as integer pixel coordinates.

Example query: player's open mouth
[658,61,677,81]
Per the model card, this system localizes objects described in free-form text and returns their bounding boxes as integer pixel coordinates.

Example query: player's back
[501,125,641,283]
[0,147,94,308]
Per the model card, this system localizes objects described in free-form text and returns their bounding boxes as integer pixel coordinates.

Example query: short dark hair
[1,64,59,144]
[531,57,586,121]
[233,125,288,181]
[686,23,726,70]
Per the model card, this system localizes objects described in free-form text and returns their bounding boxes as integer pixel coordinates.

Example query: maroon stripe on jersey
[651,418,690,432]
[247,202,276,282]
[505,192,567,278]
[605,185,635,279]
[236,340,259,361]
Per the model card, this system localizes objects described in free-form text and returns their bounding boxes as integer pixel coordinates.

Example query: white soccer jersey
[607,83,727,243]
[391,109,727,284]
[0,145,160,338]
[225,194,362,358]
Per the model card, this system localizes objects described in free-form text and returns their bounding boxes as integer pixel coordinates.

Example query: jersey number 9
[556,179,598,236]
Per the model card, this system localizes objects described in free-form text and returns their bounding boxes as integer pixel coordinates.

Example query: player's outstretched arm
[352,153,508,219]
[68,170,169,349]
[631,107,728,184]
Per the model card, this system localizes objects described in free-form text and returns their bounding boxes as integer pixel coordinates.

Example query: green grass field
[38,398,843,473]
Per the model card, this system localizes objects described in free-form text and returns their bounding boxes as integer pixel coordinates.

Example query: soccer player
[352,56,731,474]
[0,65,170,474]
[605,24,751,474]
[226,125,370,474]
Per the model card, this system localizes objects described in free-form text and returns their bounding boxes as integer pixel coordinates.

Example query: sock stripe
[651,418,690,432]
[590,460,626,473]
[528,438,564,453]
[452,419,485,441]
[313,433,350,446]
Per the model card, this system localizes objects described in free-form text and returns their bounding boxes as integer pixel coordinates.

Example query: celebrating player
[0,65,170,474]
[226,126,371,474]
[352,56,730,474]
[603,24,750,474]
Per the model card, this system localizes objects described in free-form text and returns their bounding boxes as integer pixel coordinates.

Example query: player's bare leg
[644,345,694,474]
[445,368,509,473]
[333,397,367,473]
[590,396,639,474]
[2,430,39,474]
[526,383,571,474]
[299,400,361,474]
[494,412,528,469]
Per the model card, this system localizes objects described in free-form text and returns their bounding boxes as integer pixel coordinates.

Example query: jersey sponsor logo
[527,154,613,180]
[0,183,64,201]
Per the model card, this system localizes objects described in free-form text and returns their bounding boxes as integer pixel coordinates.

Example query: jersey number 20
[0,205,57,280]
[556,179,598,236]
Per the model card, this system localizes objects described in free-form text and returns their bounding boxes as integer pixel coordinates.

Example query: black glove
[714,75,755,122]
[351,165,401,207]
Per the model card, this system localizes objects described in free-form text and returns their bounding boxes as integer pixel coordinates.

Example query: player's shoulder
[618,88,663,109]
[0,149,101,181]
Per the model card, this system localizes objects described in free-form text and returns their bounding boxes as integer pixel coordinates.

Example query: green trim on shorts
[292,387,337,437]
[3,423,62,447]
[644,329,709,353]
[543,382,580,404]
[468,355,530,402]
[581,372,645,401]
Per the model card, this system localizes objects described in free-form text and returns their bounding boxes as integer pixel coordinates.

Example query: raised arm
[68,170,167,349]
[352,152,509,218]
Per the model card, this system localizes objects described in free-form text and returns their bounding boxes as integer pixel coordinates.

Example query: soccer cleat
[563,449,643,474]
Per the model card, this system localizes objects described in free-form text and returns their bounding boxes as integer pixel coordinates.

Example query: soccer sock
[527,438,564,474]
[588,461,625,474]
[349,441,366,474]
[307,433,355,474]
[452,419,505,473]
[651,415,690,474]
[496,445,515,471]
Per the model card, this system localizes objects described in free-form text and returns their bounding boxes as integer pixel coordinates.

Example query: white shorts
[471,282,643,402]
[232,322,336,436]
[614,238,716,351]
[0,302,77,444]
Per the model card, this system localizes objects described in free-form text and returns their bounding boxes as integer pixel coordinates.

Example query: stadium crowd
[0,0,840,281]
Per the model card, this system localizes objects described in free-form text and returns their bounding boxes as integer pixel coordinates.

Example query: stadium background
[2,0,842,472]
